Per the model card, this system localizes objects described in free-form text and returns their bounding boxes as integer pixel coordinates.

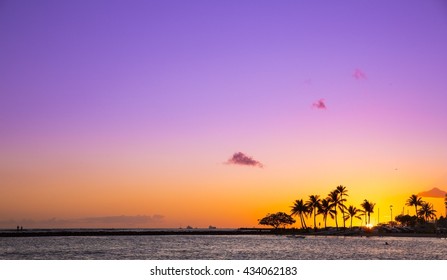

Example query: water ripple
[1,235,446,260]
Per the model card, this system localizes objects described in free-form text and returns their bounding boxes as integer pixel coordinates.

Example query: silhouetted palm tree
[328,190,344,230]
[317,198,335,229]
[406,194,423,218]
[418,202,437,222]
[360,199,375,225]
[336,185,349,228]
[345,205,361,229]
[291,199,309,229]
[306,195,321,230]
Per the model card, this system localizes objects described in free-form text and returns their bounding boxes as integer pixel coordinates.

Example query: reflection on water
[1,235,446,260]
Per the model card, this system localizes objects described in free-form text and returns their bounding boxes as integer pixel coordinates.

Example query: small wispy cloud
[312,99,326,110]
[353,68,367,80]
[304,78,312,86]
[226,152,263,168]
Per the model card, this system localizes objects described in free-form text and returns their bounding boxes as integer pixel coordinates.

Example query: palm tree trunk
[350,217,353,229]
[334,210,338,230]
[341,195,345,229]
[343,211,346,228]
[300,214,307,229]
[313,209,317,231]
[299,214,304,229]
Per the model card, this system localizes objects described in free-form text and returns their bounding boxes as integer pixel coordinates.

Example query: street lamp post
[390,205,393,225]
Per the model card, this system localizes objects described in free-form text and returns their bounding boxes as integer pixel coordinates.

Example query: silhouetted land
[0,228,445,238]
[0,228,270,237]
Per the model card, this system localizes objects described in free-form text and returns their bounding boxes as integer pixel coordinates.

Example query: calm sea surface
[1,235,446,260]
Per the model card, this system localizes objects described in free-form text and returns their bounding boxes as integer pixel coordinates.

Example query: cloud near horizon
[0,215,165,229]
[312,99,326,110]
[226,152,263,168]
[417,187,446,198]
[353,68,367,80]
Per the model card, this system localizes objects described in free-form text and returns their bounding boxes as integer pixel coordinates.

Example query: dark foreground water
[1,235,446,260]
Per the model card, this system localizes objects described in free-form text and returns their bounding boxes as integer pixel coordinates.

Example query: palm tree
[328,190,343,230]
[406,194,423,218]
[306,195,321,231]
[336,185,349,229]
[345,205,361,229]
[418,202,437,222]
[360,199,376,225]
[291,199,309,229]
[317,198,335,229]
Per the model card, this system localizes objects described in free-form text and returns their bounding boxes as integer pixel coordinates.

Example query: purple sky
[1,0,447,227]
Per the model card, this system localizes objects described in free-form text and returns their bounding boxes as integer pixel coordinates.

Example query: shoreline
[1,229,446,238]
[0,229,269,238]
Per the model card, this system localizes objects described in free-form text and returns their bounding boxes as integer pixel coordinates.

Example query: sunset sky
[1,0,446,228]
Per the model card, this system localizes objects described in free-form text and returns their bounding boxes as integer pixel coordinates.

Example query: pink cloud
[226,152,263,168]
[312,99,326,110]
[353,68,367,80]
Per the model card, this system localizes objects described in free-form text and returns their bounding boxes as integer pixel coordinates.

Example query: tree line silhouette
[259,185,441,231]
[399,194,437,223]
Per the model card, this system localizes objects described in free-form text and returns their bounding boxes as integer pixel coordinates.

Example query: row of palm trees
[405,194,437,222]
[290,185,376,230]
[289,187,442,230]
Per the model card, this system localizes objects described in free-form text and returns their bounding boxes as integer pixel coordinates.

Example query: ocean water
[1,235,446,260]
